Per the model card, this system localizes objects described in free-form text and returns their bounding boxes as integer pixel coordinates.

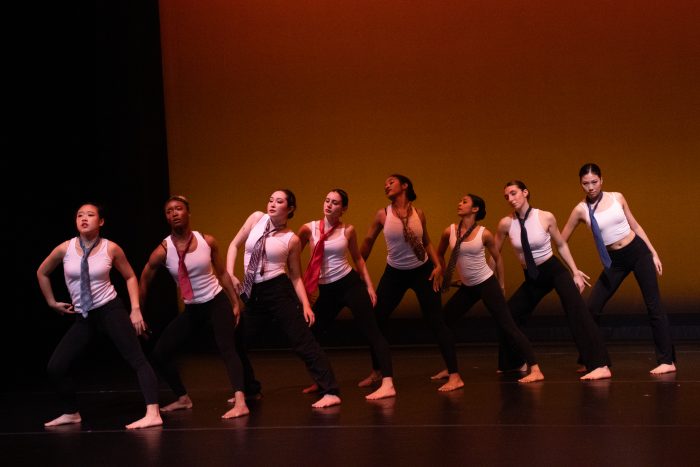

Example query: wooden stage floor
[3,342,700,467]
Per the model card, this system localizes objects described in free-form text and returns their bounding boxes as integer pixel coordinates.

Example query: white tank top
[244,214,293,283]
[165,231,222,305]
[63,238,117,316]
[449,225,494,286]
[580,192,631,245]
[508,209,553,266]
[384,205,428,270]
[309,220,352,284]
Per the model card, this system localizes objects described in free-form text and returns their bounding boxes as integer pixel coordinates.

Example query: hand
[367,287,377,307]
[303,306,315,327]
[130,309,148,336]
[231,275,242,295]
[653,255,663,275]
[572,271,590,294]
[429,266,443,293]
[52,302,76,315]
[232,301,241,327]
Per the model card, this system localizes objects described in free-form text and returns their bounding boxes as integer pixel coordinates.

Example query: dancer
[494,180,612,380]
[36,202,162,429]
[226,189,341,408]
[360,174,464,391]
[561,163,675,374]
[298,189,396,400]
[432,194,544,383]
[139,195,250,419]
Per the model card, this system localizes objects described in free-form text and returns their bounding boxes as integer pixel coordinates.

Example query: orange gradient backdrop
[159,0,699,316]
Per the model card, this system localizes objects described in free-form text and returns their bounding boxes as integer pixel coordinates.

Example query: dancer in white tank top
[37,202,161,429]
[298,189,396,400]
[360,174,464,392]
[561,163,675,375]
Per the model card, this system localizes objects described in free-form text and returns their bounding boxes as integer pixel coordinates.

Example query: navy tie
[516,208,539,280]
[587,195,612,269]
[78,237,100,317]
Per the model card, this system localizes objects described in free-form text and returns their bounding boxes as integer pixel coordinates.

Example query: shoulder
[344,223,356,236]
[248,211,265,223]
[497,215,513,232]
[201,232,217,246]
[107,240,125,258]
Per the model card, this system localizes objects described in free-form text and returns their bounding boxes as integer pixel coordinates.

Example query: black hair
[467,194,487,221]
[390,173,417,201]
[77,201,104,219]
[579,163,602,179]
[165,195,190,211]
[279,189,297,219]
[330,188,349,207]
[504,180,530,200]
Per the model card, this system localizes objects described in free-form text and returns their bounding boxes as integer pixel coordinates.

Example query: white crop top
[309,220,352,284]
[508,209,553,266]
[449,225,494,286]
[244,214,293,283]
[165,231,222,305]
[384,205,428,270]
[63,238,117,316]
[580,192,631,245]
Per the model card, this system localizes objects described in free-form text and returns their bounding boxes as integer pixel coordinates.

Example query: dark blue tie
[587,195,612,269]
[516,208,539,280]
[79,237,100,317]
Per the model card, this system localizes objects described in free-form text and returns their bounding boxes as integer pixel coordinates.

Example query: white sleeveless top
[309,220,353,284]
[384,205,428,270]
[63,238,117,316]
[579,192,631,245]
[508,209,553,266]
[449,225,494,286]
[244,213,293,283]
[165,231,222,305]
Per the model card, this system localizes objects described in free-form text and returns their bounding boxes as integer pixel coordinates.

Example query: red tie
[177,233,195,301]
[303,220,338,295]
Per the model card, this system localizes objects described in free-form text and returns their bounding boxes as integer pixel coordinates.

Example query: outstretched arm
[360,209,386,260]
[347,226,377,306]
[111,242,147,335]
[226,211,264,294]
[619,193,663,275]
[417,208,442,292]
[560,204,586,243]
[545,211,590,293]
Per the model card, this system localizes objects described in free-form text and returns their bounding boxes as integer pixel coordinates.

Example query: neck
[587,192,603,204]
[324,215,340,227]
[515,203,531,218]
[270,216,287,229]
[80,233,99,244]
[171,227,192,239]
[459,216,476,229]
[391,196,410,209]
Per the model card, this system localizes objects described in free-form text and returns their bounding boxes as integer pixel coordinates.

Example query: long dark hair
[390,173,417,201]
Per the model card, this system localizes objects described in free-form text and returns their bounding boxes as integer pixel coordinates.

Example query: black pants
[444,275,537,366]
[150,291,245,397]
[373,261,458,373]
[588,235,675,364]
[314,270,393,377]
[498,256,611,371]
[47,297,159,413]
[239,274,339,396]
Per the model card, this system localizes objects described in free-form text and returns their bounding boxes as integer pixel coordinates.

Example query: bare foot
[227,392,262,403]
[44,412,81,427]
[311,394,341,408]
[222,392,250,419]
[358,370,382,387]
[430,369,449,380]
[126,405,163,429]
[576,364,587,373]
[580,366,612,381]
[496,363,527,374]
[161,395,193,412]
[438,373,465,392]
[302,383,319,394]
[650,363,676,375]
[518,364,544,383]
[365,377,397,400]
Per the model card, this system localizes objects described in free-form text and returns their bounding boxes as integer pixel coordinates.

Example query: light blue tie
[587,196,612,269]
[79,237,100,317]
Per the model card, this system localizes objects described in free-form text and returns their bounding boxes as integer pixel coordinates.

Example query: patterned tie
[176,232,195,301]
[587,194,612,269]
[516,207,539,280]
[240,219,277,303]
[398,204,427,262]
[303,220,339,295]
[441,221,478,292]
[78,237,100,317]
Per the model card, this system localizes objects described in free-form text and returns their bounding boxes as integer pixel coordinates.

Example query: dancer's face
[504,185,528,211]
[457,196,476,216]
[268,191,292,220]
[323,191,345,219]
[165,199,190,229]
[75,204,103,235]
[580,173,603,199]
[384,177,405,198]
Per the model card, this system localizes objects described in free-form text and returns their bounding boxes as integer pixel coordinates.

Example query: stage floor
[3,342,700,467]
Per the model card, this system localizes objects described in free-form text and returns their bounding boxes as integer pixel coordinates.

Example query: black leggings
[314,270,393,377]
[47,297,159,413]
[588,235,675,364]
[150,291,245,396]
[373,261,458,373]
[498,256,611,371]
[444,275,537,367]
[239,274,339,396]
